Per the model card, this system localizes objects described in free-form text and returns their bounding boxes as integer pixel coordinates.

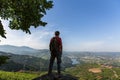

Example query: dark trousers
[48,51,62,75]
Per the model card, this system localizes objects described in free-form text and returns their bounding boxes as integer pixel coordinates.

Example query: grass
[0,63,120,80]
[0,71,40,80]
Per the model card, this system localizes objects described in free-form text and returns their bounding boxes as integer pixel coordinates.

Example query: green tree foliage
[0,21,6,38]
[0,0,53,66]
[0,0,53,38]
[0,56,9,66]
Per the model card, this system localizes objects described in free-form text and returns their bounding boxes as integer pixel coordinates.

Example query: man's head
[55,31,60,36]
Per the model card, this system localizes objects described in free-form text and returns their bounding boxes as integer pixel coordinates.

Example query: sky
[0,0,120,52]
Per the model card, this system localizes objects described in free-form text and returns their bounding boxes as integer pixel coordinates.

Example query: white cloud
[1,19,120,52]
[0,19,54,49]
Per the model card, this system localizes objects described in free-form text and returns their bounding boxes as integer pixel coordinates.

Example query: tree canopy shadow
[33,72,78,80]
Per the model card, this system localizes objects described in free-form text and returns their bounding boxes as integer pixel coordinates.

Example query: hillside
[65,63,120,80]
[0,63,120,80]
[0,51,72,71]
[0,45,120,80]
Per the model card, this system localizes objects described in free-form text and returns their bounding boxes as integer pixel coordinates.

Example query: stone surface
[33,73,78,80]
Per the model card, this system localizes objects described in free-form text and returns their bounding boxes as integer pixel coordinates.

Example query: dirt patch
[89,68,101,73]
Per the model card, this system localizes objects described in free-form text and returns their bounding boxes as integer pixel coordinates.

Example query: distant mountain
[0,45,49,55]
[0,45,72,59]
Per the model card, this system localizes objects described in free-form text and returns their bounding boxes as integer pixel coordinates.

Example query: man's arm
[49,38,52,52]
[59,38,62,52]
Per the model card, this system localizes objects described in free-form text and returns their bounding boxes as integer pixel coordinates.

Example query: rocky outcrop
[33,73,78,80]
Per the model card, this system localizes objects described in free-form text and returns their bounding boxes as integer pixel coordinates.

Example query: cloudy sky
[0,0,120,52]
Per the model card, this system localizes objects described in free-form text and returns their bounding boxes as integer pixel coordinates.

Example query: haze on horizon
[0,0,120,52]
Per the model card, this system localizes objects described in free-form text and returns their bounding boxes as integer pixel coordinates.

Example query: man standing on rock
[48,31,63,76]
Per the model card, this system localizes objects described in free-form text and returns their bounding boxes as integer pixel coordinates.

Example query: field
[65,63,120,80]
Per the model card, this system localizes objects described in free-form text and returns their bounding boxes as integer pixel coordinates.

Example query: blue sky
[0,0,120,51]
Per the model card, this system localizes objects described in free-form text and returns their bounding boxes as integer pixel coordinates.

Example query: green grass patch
[0,71,40,80]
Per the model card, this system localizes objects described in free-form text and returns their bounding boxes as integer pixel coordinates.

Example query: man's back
[50,36,62,53]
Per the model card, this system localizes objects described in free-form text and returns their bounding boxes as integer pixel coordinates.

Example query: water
[71,58,79,65]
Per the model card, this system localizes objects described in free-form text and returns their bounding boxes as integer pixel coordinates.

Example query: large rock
[33,73,78,80]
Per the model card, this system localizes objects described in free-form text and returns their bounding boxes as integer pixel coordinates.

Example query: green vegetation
[0,0,53,38]
[0,52,73,71]
[113,68,120,78]
[0,56,9,66]
[65,63,120,80]
[1,50,120,80]
[0,63,120,80]
[0,71,40,80]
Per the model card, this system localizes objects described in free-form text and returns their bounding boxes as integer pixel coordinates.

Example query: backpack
[50,37,59,52]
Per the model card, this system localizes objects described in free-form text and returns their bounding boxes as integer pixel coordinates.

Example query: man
[48,31,62,76]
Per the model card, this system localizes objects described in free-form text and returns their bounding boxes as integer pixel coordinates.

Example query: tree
[0,0,53,66]
[0,56,9,66]
[0,0,53,38]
